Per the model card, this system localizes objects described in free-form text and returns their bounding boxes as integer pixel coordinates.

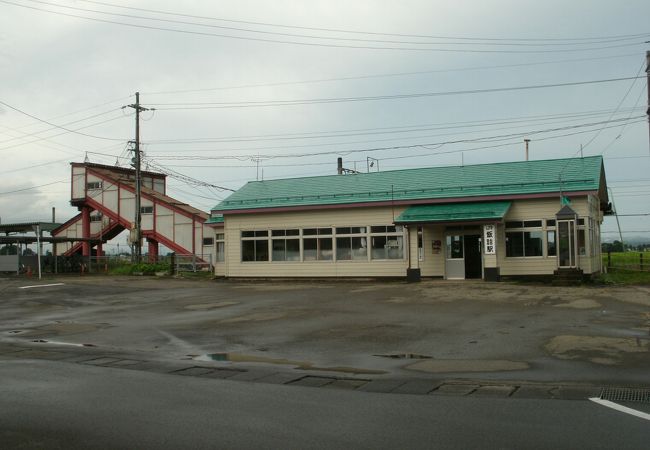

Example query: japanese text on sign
[483,224,496,255]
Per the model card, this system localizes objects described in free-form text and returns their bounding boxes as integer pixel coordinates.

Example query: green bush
[109,262,170,276]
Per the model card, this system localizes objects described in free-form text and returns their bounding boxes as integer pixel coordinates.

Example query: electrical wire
[0,180,67,195]
[19,0,649,49]
[76,0,650,44]
[0,99,127,142]
[146,76,646,110]
[4,0,646,53]
[142,53,640,96]
[143,106,644,146]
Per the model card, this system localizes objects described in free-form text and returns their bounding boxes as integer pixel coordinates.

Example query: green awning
[395,201,512,224]
[205,215,224,224]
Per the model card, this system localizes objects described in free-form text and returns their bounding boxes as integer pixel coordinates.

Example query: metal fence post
[640,252,644,271]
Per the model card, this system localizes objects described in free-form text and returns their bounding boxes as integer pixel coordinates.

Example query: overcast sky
[1,0,649,246]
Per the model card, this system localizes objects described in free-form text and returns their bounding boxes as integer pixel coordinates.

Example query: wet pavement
[0,275,649,395]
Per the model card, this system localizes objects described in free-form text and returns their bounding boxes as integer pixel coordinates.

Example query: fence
[0,253,213,276]
[172,253,213,274]
[603,252,650,272]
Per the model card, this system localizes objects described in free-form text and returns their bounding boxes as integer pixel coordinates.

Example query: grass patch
[593,270,650,286]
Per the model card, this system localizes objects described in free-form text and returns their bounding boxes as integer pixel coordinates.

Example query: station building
[208,155,610,280]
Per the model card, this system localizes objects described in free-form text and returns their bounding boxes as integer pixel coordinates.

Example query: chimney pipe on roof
[337,157,343,175]
[52,207,55,223]
[524,139,531,161]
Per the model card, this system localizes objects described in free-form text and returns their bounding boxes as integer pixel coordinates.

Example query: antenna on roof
[461,152,464,166]
[84,152,89,163]
[524,139,531,161]
[580,144,584,158]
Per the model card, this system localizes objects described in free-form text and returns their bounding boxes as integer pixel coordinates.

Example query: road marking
[18,283,65,290]
[589,397,650,421]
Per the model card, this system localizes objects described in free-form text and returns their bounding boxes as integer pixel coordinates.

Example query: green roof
[395,201,512,224]
[205,215,224,224]
[213,156,604,213]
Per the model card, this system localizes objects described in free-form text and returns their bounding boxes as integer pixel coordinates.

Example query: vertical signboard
[483,224,496,255]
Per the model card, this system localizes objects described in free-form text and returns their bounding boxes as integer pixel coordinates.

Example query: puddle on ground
[374,353,432,359]
[184,301,239,311]
[405,359,530,373]
[553,299,601,309]
[545,334,649,365]
[31,339,95,347]
[192,352,386,375]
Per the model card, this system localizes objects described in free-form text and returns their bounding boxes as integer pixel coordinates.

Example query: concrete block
[358,379,405,393]
[430,384,479,396]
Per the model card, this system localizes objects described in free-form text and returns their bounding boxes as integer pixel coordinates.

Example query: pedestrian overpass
[52,162,220,262]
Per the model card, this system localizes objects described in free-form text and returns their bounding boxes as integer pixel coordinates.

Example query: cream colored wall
[223,205,409,278]
[419,225,445,277]
[72,166,85,199]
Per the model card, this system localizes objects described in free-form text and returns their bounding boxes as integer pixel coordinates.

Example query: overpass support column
[81,206,91,257]
[147,239,159,263]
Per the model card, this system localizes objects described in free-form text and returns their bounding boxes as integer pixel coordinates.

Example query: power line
[146,76,646,110]
[143,107,644,146]
[22,0,648,49]
[4,0,646,53]
[0,180,67,195]
[144,117,648,161]
[0,99,126,142]
[76,0,650,44]
[0,108,123,144]
[142,53,640,96]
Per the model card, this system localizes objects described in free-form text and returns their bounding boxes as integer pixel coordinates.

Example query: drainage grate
[600,387,650,404]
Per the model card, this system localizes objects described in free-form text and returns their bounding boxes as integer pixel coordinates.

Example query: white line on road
[18,283,65,290]
[589,397,650,421]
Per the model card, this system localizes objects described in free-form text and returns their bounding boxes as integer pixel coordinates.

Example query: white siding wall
[224,206,409,278]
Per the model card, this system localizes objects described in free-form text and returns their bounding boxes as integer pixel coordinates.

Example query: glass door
[445,235,465,279]
[557,220,576,268]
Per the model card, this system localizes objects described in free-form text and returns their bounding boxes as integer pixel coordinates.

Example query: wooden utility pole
[125,92,150,263]
[646,51,650,154]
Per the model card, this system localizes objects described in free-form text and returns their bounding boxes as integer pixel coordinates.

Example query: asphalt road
[1,360,648,450]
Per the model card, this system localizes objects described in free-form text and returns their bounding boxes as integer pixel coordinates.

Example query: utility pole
[125,92,150,263]
[646,50,650,154]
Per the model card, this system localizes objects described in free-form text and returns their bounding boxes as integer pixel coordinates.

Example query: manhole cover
[600,387,650,403]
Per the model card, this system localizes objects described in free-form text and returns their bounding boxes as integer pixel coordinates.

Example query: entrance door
[557,220,576,267]
[464,235,482,279]
[445,235,465,279]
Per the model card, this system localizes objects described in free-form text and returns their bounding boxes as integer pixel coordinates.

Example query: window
[87,181,102,190]
[202,238,214,246]
[446,235,464,259]
[303,228,333,261]
[140,206,154,214]
[578,229,586,256]
[89,214,103,222]
[505,219,543,257]
[271,229,300,261]
[215,233,225,262]
[547,231,556,256]
[417,226,423,261]
[370,225,404,260]
[241,230,269,262]
[335,227,367,261]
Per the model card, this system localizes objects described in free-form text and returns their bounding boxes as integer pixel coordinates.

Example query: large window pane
[242,241,255,261]
[547,231,556,256]
[371,236,404,259]
[446,235,464,259]
[524,231,543,256]
[505,232,524,257]
[336,237,351,260]
[272,239,286,261]
[286,239,300,261]
[351,237,367,260]
[318,238,333,260]
[216,242,225,262]
[255,240,268,261]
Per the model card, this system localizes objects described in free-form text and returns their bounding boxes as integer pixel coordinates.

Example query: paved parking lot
[0,276,649,387]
